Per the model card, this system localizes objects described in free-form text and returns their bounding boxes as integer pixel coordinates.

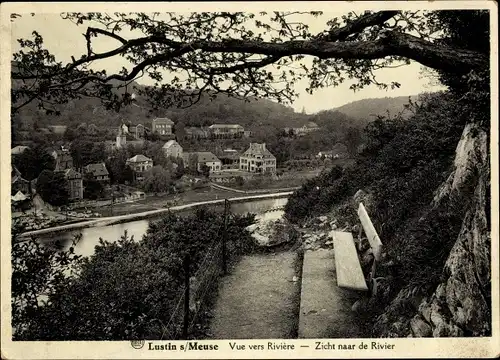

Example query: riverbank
[18,191,293,238]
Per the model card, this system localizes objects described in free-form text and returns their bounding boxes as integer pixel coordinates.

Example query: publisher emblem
[130,340,145,349]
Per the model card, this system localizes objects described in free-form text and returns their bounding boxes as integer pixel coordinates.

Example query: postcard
[1,1,498,359]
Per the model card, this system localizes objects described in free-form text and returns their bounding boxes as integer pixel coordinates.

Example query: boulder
[245,223,259,233]
[251,232,270,246]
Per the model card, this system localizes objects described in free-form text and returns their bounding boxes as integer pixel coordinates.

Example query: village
[11,117,346,231]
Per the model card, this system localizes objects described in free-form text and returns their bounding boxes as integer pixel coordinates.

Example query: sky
[9,11,447,114]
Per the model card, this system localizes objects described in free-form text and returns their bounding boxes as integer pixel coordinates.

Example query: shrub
[12,209,256,340]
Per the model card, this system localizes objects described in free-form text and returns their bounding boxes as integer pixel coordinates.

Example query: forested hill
[331,95,422,122]
[12,78,421,132]
[12,80,310,132]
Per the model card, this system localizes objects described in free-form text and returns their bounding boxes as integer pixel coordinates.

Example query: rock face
[374,123,491,337]
[409,123,491,337]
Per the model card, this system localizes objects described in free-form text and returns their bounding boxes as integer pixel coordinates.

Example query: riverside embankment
[19,191,293,239]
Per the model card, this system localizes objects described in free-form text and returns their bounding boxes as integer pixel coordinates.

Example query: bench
[330,202,383,294]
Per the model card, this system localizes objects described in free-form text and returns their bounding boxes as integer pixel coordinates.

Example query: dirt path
[208,250,302,339]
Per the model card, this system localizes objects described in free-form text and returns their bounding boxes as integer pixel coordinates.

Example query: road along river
[23,192,291,258]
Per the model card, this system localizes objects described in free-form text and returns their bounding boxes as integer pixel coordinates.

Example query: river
[37,197,288,258]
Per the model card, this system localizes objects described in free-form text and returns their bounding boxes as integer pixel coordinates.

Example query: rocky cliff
[407,122,491,337]
[372,122,491,337]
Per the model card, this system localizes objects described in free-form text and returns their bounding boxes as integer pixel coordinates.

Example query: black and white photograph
[1,1,498,358]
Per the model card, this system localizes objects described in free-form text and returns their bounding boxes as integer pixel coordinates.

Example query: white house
[163,140,183,158]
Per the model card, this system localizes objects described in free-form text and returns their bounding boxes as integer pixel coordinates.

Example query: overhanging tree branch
[10,10,490,114]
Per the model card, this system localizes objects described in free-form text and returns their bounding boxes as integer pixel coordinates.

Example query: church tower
[116,126,127,149]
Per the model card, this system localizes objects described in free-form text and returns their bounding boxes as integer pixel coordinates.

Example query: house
[217,149,241,170]
[84,163,110,182]
[239,143,277,174]
[163,140,183,158]
[11,190,31,212]
[53,149,74,172]
[63,168,84,200]
[11,145,29,155]
[185,127,210,139]
[152,117,174,135]
[126,155,153,175]
[292,121,321,136]
[208,124,244,138]
[129,124,145,139]
[182,152,221,173]
[11,165,31,195]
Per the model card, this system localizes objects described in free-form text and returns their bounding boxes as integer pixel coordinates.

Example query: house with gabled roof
[163,140,183,158]
[182,151,221,173]
[84,163,110,182]
[240,143,276,174]
[54,149,74,172]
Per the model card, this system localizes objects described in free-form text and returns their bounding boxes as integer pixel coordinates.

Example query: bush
[12,209,256,340]
[284,92,466,227]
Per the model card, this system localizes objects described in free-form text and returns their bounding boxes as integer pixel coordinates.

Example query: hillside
[11,80,310,132]
[331,95,422,122]
[12,76,424,135]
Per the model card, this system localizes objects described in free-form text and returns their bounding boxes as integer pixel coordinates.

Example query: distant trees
[12,145,55,182]
[83,173,105,200]
[105,150,134,185]
[174,121,186,141]
[344,127,362,157]
[70,140,106,170]
[186,153,199,174]
[141,166,173,194]
[12,145,56,196]
[199,164,210,178]
[36,170,70,207]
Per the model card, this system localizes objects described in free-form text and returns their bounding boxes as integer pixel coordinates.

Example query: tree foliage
[83,172,104,199]
[35,170,70,206]
[141,165,173,193]
[70,139,107,170]
[12,210,256,340]
[12,145,55,181]
[11,10,489,115]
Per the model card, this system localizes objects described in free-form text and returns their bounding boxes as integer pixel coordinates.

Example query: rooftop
[209,124,244,129]
[127,154,153,163]
[163,140,181,148]
[243,143,275,158]
[84,163,109,176]
[153,117,174,125]
[197,151,221,163]
[63,168,82,179]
